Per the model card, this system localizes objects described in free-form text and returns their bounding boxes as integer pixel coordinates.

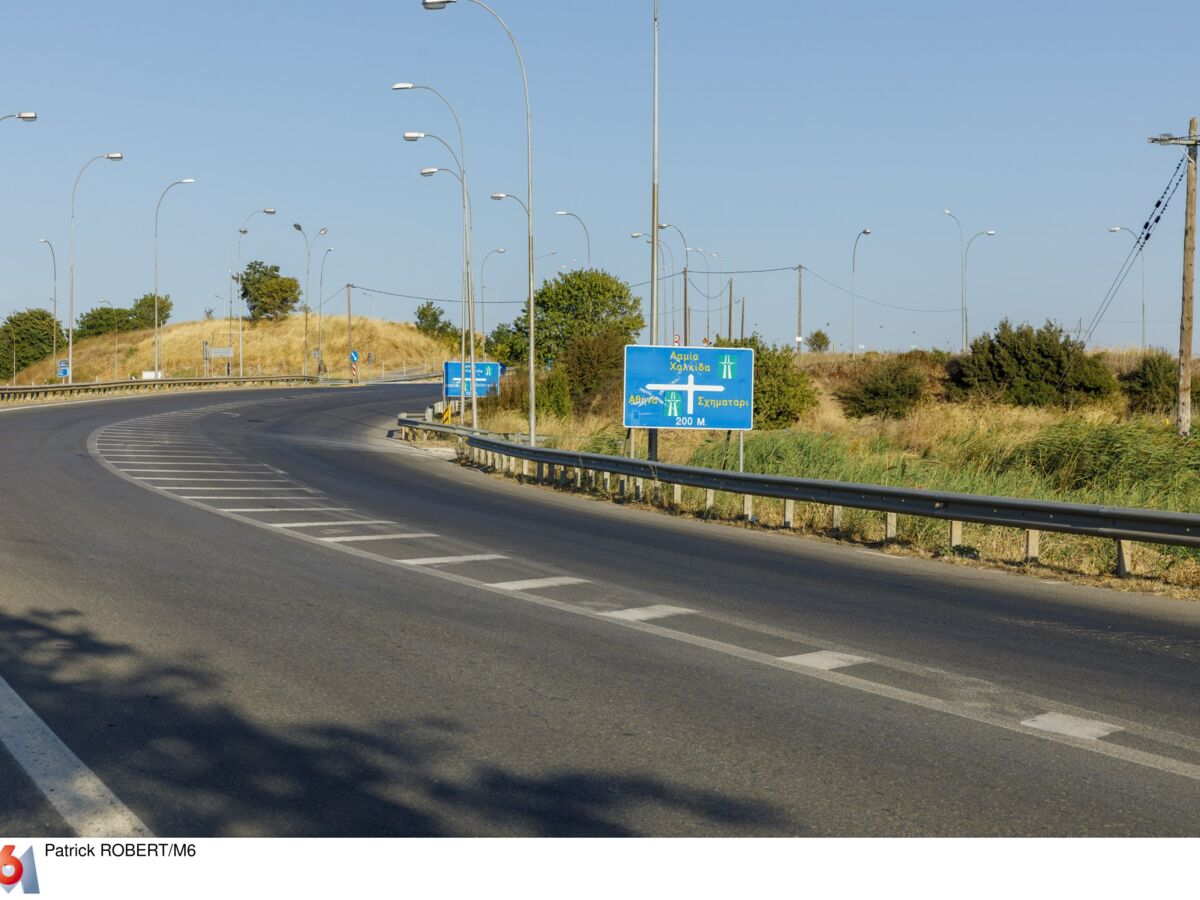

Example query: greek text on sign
[623,345,754,431]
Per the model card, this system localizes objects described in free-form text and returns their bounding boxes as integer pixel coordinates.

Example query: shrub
[949,319,1116,407]
[537,367,572,418]
[557,328,626,415]
[837,358,926,419]
[1120,350,1200,414]
[806,329,831,353]
[715,335,818,428]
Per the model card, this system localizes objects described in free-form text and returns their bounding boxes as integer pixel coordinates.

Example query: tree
[487,321,525,367]
[501,268,643,367]
[837,357,927,418]
[127,293,172,331]
[558,327,627,415]
[715,335,818,428]
[806,329,831,353]
[76,305,130,339]
[1,309,65,380]
[414,301,458,344]
[240,260,301,321]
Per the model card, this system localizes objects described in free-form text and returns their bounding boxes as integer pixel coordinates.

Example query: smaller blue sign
[56,360,69,378]
[444,361,505,398]
[623,345,754,431]
[349,350,360,363]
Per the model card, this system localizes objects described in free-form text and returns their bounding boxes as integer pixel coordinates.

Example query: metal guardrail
[395,416,1200,576]
[0,374,319,403]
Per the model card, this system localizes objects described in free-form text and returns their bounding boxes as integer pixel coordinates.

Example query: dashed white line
[1020,712,1122,741]
[319,532,439,543]
[401,554,507,566]
[601,605,694,622]
[138,477,291,482]
[271,520,396,528]
[0,672,152,837]
[488,576,590,591]
[780,650,871,671]
[223,507,354,513]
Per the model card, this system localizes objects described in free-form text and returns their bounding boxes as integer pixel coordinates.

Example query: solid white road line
[319,532,439,543]
[272,520,396,528]
[601,604,695,621]
[0,673,152,837]
[400,554,507,566]
[1020,712,1122,741]
[780,650,871,671]
[487,576,590,591]
[223,507,354,513]
[138,477,290,482]
[177,495,321,500]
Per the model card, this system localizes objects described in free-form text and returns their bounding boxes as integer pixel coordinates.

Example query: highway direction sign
[624,345,754,430]
[209,346,233,359]
[56,360,68,378]
[444,361,505,398]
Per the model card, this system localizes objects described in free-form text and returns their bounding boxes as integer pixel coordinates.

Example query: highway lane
[1,384,1200,835]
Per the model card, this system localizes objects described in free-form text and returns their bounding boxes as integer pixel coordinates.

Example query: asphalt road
[2,384,1199,836]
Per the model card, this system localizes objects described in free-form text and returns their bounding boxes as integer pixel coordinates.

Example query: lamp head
[422,0,457,8]
[293,223,303,232]
[497,248,506,254]
[943,208,952,216]
[38,238,48,244]
[317,228,328,237]
[181,178,195,184]
[105,152,123,161]
[403,131,424,142]
[491,192,507,200]
[238,227,248,235]
[630,232,645,238]
[984,229,996,236]
[1108,226,1121,233]
[16,112,37,122]
[392,83,415,91]
[420,167,439,176]
[862,228,872,235]
[555,211,568,216]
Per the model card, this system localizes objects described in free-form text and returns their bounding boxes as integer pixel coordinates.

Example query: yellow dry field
[17,317,449,384]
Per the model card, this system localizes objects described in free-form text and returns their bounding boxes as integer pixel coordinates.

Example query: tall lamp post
[423,0,536,446]
[153,178,194,377]
[232,208,277,376]
[37,239,58,377]
[68,152,123,384]
[318,246,336,374]
[479,247,505,356]
[1109,225,1146,350]
[964,229,997,351]
[554,211,590,266]
[851,228,871,356]
[293,224,329,378]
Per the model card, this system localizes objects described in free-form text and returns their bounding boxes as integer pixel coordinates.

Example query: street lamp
[0,112,37,124]
[851,228,871,357]
[232,208,276,376]
[318,247,336,375]
[555,210,590,266]
[479,247,505,356]
[38,239,58,377]
[1109,225,1146,351]
[68,152,123,384]
[293,224,329,378]
[424,0,536,446]
[964,229,997,350]
[153,178,195,377]
[99,299,118,381]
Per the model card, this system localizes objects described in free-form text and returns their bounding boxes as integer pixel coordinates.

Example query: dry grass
[16,316,449,384]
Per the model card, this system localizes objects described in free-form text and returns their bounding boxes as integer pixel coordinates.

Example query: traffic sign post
[444,361,505,398]
[350,349,359,381]
[56,360,69,379]
[623,345,754,431]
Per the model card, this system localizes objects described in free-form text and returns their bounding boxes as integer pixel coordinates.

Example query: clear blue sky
[1,0,1196,353]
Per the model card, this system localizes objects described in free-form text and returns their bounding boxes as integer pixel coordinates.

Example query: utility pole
[1150,117,1199,436]
[796,265,803,354]
[740,297,746,340]
[727,279,733,340]
[682,265,689,344]
[346,284,354,382]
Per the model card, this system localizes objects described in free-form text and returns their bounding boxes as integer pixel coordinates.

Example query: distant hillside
[16,316,449,383]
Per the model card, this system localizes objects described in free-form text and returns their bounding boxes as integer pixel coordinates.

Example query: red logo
[0,845,39,894]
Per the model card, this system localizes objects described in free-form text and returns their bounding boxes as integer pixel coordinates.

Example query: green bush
[715,335,818,428]
[1120,350,1200,414]
[536,367,572,418]
[949,319,1116,407]
[1,308,65,379]
[836,357,926,419]
[557,328,626,415]
[806,329,831,353]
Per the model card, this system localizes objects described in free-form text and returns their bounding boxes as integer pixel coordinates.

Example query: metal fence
[395,416,1200,577]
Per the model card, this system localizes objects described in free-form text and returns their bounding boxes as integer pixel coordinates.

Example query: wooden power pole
[727,279,734,340]
[740,296,746,340]
[1150,117,1199,436]
[796,265,803,354]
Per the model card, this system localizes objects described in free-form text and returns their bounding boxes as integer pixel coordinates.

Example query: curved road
[2,385,1199,836]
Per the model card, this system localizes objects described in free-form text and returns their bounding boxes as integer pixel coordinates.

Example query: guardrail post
[635,477,644,501]
[536,462,543,484]
[672,483,682,507]
[1025,530,1040,563]
[831,505,843,533]
[885,512,898,541]
[1117,540,1134,578]
[742,494,753,521]
[784,498,795,529]
[575,467,583,489]
[949,520,963,548]
[705,488,715,512]
[603,471,611,494]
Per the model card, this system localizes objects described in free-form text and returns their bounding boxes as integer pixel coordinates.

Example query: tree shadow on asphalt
[0,607,796,837]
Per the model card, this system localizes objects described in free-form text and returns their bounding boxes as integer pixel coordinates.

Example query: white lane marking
[1021,712,1123,741]
[223,507,353,513]
[177,495,323,500]
[0,672,152,837]
[138,477,291,482]
[319,532,438,543]
[780,650,871,671]
[271,520,395,528]
[488,576,590,591]
[400,554,507,566]
[601,604,695,622]
[118,469,272,474]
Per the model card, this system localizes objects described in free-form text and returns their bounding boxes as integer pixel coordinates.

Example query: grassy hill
[16,316,449,384]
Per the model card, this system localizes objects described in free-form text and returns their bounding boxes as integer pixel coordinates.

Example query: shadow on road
[0,607,794,836]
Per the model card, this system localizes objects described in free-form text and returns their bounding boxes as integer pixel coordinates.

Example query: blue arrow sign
[56,360,69,378]
[444,361,505,398]
[349,350,360,363]
[623,345,754,431]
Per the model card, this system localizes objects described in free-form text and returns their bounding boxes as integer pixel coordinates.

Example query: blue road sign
[56,360,69,378]
[349,350,360,363]
[444,361,505,398]
[623,345,754,430]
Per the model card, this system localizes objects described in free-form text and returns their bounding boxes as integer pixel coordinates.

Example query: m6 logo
[0,845,39,895]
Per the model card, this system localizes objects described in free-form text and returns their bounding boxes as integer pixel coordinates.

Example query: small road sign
[350,350,360,363]
[56,360,69,378]
[444,361,505,398]
[210,346,233,359]
[623,345,754,430]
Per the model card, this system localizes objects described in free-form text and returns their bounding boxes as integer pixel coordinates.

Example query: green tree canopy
[240,260,300,321]
[499,268,643,368]
[128,293,172,330]
[1,309,65,380]
[806,329,831,353]
[714,334,818,428]
[415,301,458,344]
[76,305,130,339]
